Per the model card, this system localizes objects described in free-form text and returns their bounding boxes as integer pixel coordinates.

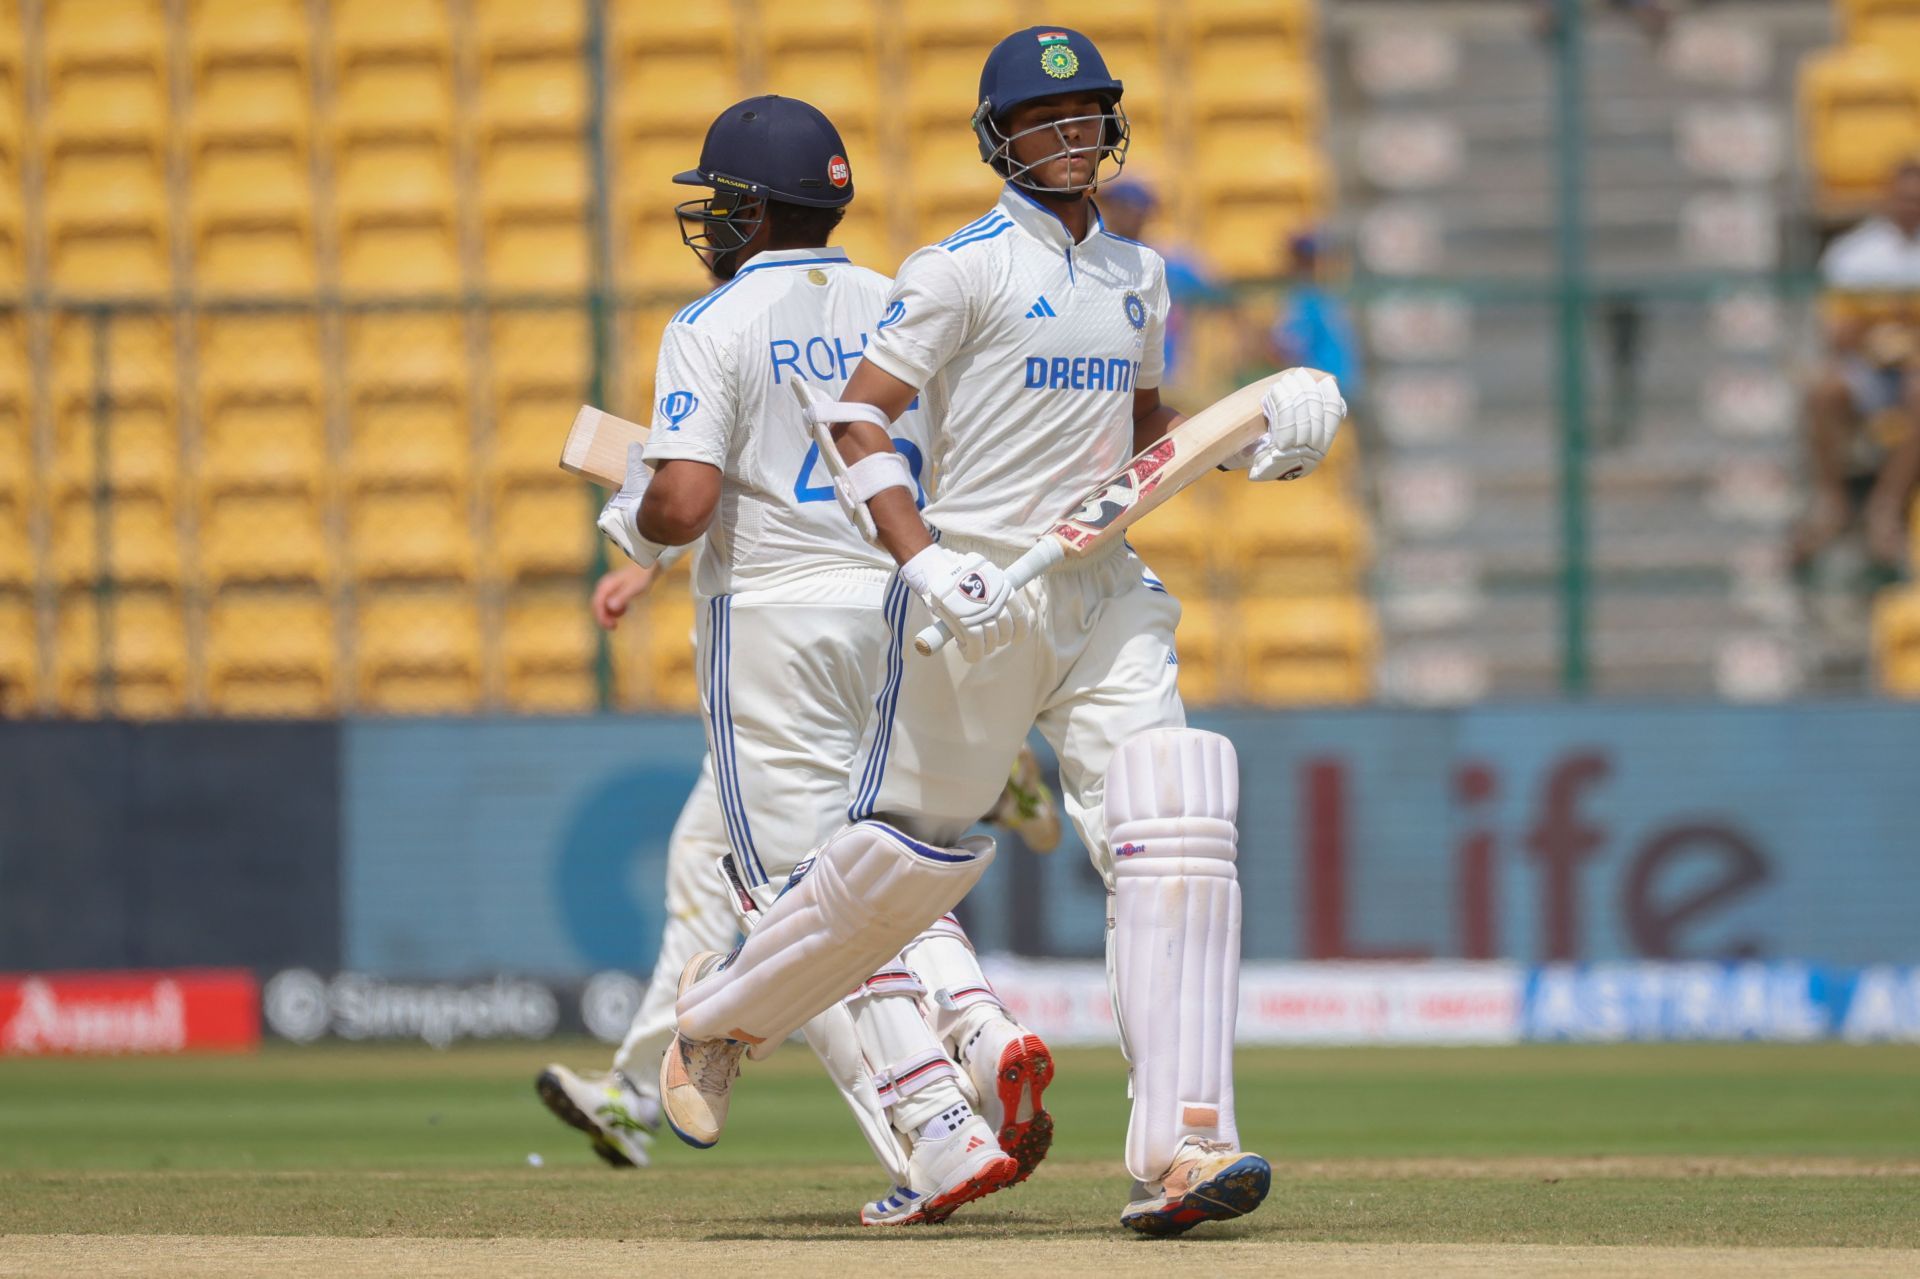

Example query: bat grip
[911,539,1067,656]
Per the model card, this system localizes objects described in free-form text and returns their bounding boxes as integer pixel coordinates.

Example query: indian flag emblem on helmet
[1038,32,1079,80]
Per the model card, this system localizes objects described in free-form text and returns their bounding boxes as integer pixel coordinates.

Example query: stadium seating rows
[0,0,1368,715]
[1800,1,1920,212]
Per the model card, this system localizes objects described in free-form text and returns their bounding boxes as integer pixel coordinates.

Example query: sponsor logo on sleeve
[876,300,906,331]
[658,390,700,429]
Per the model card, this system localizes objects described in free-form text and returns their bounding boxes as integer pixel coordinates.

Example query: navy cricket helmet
[673,95,853,277]
[972,27,1129,194]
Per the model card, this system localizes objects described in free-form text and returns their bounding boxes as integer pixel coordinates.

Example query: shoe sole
[864,1152,1022,1227]
[993,1033,1055,1185]
[1120,1154,1273,1238]
[534,1070,637,1169]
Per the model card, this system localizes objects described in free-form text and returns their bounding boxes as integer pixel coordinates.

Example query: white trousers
[612,756,739,1083]
[849,538,1185,882]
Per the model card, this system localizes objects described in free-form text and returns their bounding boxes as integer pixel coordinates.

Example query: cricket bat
[558,405,649,487]
[914,369,1322,656]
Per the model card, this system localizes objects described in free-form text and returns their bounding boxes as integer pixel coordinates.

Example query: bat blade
[559,405,650,487]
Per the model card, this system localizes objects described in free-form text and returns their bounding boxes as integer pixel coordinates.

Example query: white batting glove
[900,544,1031,662]
[596,442,670,567]
[1225,368,1348,482]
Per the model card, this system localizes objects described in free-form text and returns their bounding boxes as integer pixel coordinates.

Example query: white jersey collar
[733,246,851,275]
[995,184,1106,250]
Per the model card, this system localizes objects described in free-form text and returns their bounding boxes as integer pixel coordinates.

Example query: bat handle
[911,539,1068,656]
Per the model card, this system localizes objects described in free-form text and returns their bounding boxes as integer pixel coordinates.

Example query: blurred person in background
[1794,158,1920,574]
[1098,179,1225,388]
[1271,229,1363,411]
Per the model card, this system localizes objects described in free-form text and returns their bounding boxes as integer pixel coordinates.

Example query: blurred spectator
[1270,230,1363,401]
[1100,180,1225,384]
[1796,159,1920,571]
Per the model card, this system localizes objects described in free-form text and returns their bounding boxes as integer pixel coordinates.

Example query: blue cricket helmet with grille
[673,95,853,277]
[972,26,1129,193]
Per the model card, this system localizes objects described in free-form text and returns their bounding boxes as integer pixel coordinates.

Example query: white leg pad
[799,1004,911,1186]
[675,820,995,1054]
[900,915,1005,1063]
[1105,727,1242,1183]
[844,961,967,1131]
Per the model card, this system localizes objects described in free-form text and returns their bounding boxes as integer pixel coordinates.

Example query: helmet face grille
[675,193,767,280]
[973,104,1131,195]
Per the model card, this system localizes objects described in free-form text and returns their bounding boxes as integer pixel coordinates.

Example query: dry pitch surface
[2,1041,1917,1276]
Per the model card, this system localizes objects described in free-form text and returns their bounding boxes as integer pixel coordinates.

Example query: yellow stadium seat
[353,588,482,713]
[189,67,311,152]
[206,590,336,715]
[1172,597,1225,706]
[617,50,747,138]
[333,62,454,144]
[0,494,31,588]
[490,483,593,580]
[765,49,881,138]
[1228,487,1371,593]
[1123,479,1224,588]
[620,304,683,417]
[609,2,734,59]
[348,488,476,581]
[54,588,188,717]
[899,0,1022,50]
[1081,0,1162,47]
[50,492,182,587]
[1240,596,1376,705]
[1191,49,1322,133]
[477,58,586,142]
[50,312,174,408]
[201,401,327,497]
[329,0,451,67]
[197,227,318,295]
[189,0,308,73]
[0,314,25,410]
[481,142,588,223]
[491,389,578,491]
[45,0,167,74]
[191,146,312,232]
[756,0,876,55]
[1848,0,1920,56]
[345,312,465,401]
[335,142,457,223]
[45,155,170,293]
[50,403,179,499]
[1800,46,1920,207]
[199,491,330,585]
[905,45,983,132]
[473,0,584,60]
[199,314,323,409]
[1873,588,1920,694]
[486,223,592,292]
[909,129,1005,245]
[1186,0,1316,46]
[347,399,469,492]
[833,205,896,275]
[46,68,166,156]
[0,185,22,291]
[490,311,590,399]
[338,226,461,294]
[0,591,36,713]
[613,586,699,711]
[503,589,598,712]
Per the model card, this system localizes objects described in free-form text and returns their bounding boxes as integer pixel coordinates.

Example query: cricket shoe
[860,1107,1020,1226]
[534,1064,658,1168]
[1120,1137,1272,1237]
[988,742,1062,854]
[961,1017,1054,1184]
[657,951,746,1150]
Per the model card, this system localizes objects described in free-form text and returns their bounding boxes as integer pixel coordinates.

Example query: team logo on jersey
[958,572,988,602]
[658,390,699,429]
[1123,291,1147,331]
[1038,32,1079,79]
[828,154,850,188]
[876,300,906,331]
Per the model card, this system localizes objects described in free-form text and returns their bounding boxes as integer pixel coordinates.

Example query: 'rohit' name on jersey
[1024,356,1139,392]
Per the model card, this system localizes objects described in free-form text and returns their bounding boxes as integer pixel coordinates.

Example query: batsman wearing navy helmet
[667,31,1350,1237]
[599,96,1060,1225]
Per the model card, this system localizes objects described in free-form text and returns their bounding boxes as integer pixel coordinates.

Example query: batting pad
[675,821,994,1056]
[1105,727,1243,1182]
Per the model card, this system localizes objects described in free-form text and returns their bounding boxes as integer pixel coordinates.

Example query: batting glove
[596,442,671,568]
[1226,368,1348,482]
[900,544,1031,662]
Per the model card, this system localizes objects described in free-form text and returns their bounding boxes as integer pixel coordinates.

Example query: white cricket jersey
[859,184,1170,550]
[641,247,929,597]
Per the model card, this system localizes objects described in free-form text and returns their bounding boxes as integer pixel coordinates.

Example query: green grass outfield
[2,1041,1918,1274]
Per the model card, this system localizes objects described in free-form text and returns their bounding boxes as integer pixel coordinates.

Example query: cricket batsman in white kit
[664,30,1348,1236]
[593,96,1062,1224]
[534,564,1060,1170]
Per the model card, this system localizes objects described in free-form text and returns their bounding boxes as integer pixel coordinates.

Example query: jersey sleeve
[858,247,972,390]
[1136,255,1171,391]
[639,321,737,469]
